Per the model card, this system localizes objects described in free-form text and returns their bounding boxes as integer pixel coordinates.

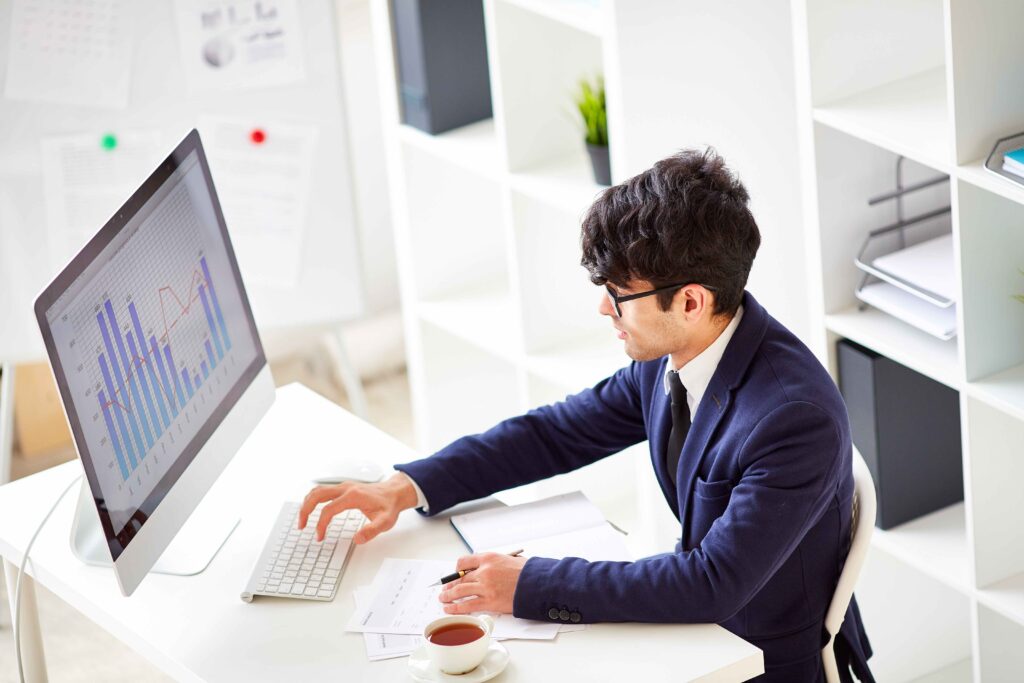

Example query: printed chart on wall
[43,150,258,535]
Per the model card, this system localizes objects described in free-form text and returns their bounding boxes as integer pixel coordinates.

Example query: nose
[598,289,615,317]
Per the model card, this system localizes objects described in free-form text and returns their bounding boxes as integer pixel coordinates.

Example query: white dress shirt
[663,305,744,419]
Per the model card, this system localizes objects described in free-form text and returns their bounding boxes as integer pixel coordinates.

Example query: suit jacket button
[548,607,560,621]
[559,609,571,621]
[570,612,581,623]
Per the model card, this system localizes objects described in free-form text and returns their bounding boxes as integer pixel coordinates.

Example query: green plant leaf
[574,76,607,146]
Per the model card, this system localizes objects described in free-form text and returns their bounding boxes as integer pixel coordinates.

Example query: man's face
[599,279,689,362]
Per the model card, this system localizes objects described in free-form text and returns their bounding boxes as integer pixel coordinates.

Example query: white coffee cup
[422,614,495,675]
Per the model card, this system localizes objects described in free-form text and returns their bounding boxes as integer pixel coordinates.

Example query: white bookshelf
[794,0,1024,678]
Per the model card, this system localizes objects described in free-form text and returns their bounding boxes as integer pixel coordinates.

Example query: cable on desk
[13,474,82,683]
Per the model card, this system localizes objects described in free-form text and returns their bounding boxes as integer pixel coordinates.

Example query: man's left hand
[438,552,528,614]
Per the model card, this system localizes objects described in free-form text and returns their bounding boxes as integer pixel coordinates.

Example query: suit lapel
[668,291,771,548]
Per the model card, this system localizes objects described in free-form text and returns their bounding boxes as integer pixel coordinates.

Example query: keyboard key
[304,587,318,597]
[291,585,305,595]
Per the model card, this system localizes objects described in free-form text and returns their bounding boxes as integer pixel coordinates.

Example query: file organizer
[854,156,956,339]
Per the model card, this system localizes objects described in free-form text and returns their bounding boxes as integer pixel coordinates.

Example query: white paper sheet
[346,559,561,641]
[198,116,315,288]
[355,586,423,661]
[870,234,956,304]
[41,130,166,269]
[485,522,633,563]
[4,0,132,107]
[174,0,305,92]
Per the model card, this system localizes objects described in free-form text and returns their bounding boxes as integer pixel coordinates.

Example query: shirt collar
[663,305,744,414]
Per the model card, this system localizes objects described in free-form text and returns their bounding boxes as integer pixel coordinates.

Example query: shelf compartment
[956,179,1024,383]
[976,602,1024,677]
[401,143,509,302]
[496,0,605,37]
[398,119,502,180]
[417,282,521,363]
[813,67,952,172]
[964,397,1024,589]
[966,363,1024,424]
[488,0,604,172]
[958,158,1024,208]
[508,190,606,353]
[825,306,960,390]
[870,502,971,594]
[417,321,523,452]
[855,547,973,681]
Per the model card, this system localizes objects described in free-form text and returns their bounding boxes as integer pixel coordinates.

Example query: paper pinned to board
[198,116,316,289]
[346,558,561,641]
[4,0,133,108]
[41,130,166,269]
[174,0,306,92]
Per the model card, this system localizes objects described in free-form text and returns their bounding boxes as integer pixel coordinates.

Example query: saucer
[407,641,510,682]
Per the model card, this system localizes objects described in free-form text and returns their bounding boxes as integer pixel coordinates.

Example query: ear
[673,285,714,320]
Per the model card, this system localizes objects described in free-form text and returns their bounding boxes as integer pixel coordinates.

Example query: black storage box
[837,338,963,530]
[391,0,493,135]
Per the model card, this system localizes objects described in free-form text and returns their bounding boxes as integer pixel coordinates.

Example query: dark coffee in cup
[427,623,486,646]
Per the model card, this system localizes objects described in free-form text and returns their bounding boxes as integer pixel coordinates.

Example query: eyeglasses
[604,282,717,317]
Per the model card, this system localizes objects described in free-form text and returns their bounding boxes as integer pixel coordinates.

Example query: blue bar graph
[98,352,138,469]
[127,331,164,437]
[164,344,187,407]
[182,369,195,398]
[98,390,130,480]
[92,256,233,477]
[151,336,178,417]
[199,284,223,361]
[201,257,231,351]
[105,301,155,450]
[130,303,172,428]
[98,313,145,461]
[204,339,216,371]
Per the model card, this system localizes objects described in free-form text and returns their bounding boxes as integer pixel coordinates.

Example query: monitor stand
[69,479,239,576]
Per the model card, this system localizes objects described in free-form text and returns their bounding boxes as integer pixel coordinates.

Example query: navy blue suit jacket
[397,292,873,682]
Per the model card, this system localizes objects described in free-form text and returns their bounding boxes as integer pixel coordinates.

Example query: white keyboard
[241,501,366,603]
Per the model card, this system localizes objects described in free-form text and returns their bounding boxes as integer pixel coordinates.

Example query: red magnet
[249,128,266,144]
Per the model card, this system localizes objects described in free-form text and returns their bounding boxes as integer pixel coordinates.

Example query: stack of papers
[349,492,630,661]
[856,233,958,340]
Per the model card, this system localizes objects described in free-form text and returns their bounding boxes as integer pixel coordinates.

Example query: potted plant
[575,77,610,186]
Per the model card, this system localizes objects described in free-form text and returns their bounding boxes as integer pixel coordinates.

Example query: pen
[428,549,525,587]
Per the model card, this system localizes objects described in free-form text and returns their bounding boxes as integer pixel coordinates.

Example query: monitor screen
[36,130,265,561]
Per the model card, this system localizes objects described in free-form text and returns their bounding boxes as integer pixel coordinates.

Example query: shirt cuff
[398,471,430,512]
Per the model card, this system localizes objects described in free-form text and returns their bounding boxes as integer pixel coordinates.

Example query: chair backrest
[822,447,877,683]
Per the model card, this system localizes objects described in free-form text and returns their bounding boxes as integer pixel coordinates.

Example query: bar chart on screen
[47,165,258,532]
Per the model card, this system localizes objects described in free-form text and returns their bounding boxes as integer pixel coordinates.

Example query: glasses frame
[604,282,717,317]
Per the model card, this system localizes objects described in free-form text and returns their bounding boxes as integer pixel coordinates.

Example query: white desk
[0,383,763,682]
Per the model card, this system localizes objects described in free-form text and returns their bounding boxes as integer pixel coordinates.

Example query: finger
[298,484,348,529]
[354,512,395,545]
[439,580,484,604]
[456,553,485,572]
[315,493,359,540]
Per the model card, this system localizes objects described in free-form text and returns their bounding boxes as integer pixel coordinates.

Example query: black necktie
[665,371,691,488]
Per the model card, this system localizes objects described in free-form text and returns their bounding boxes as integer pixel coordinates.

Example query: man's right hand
[297,472,419,544]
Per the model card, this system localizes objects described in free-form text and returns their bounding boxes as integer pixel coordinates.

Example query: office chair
[822,447,877,683]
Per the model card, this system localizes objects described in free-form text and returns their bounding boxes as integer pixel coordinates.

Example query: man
[299,149,874,682]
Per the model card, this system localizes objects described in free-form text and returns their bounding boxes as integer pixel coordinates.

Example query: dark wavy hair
[580,148,760,317]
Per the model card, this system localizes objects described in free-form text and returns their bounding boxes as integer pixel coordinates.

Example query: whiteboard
[0,0,363,362]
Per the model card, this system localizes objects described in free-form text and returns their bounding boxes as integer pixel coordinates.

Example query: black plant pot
[586,142,611,186]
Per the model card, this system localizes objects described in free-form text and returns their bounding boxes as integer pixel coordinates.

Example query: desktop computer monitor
[34,129,275,596]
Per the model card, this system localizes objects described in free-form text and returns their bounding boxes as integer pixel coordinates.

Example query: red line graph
[100,267,211,415]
